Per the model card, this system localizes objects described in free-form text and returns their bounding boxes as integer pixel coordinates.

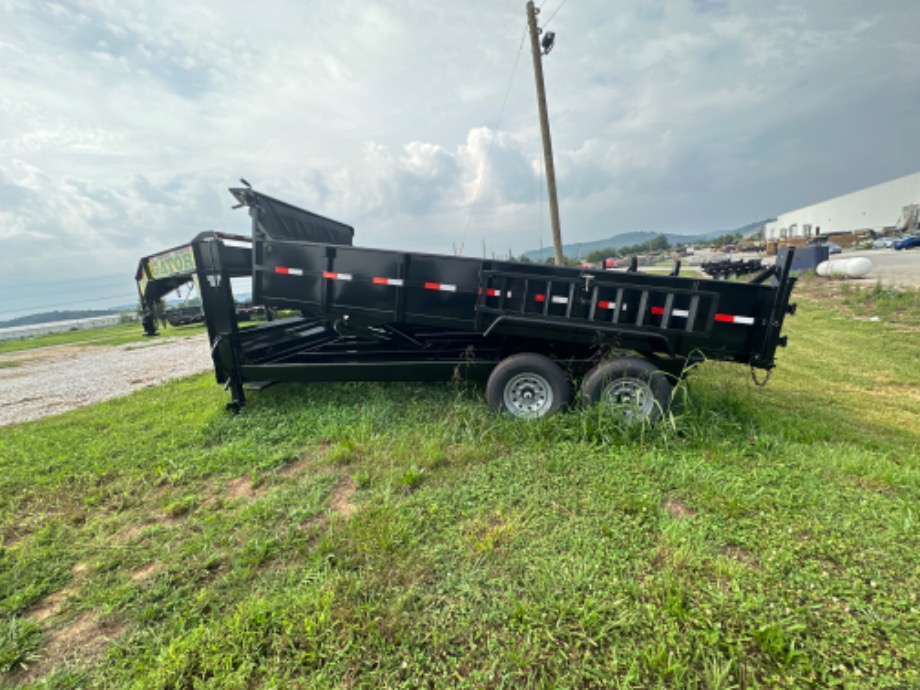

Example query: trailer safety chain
[750,365,772,388]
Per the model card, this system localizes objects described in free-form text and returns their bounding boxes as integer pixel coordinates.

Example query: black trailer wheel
[486,353,571,419]
[581,357,672,424]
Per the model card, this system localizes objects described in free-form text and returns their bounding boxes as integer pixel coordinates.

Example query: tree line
[518,231,745,265]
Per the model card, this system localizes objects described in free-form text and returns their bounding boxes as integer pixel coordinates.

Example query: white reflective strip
[672,309,689,318]
[337,273,353,281]
[734,316,755,325]
[388,278,404,286]
[440,284,457,292]
[220,238,252,249]
[551,296,568,304]
[288,268,304,276]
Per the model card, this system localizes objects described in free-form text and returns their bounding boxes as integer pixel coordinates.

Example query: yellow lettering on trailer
[148,247,196,278]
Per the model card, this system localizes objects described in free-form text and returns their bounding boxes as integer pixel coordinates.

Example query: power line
[539,154,546,261]
[460,20,529,254]
[543,0,570,27]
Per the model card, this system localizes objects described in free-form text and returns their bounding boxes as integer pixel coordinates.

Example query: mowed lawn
[0,281,917,688]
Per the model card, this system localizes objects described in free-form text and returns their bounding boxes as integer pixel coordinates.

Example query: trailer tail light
[274,266,303,276]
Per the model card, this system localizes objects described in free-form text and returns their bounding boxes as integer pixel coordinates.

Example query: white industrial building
[763,171,920,241]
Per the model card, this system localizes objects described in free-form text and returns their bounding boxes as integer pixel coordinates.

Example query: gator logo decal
[148,247,196,278]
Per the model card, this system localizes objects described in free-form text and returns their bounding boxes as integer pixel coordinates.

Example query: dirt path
[0,335,213,427]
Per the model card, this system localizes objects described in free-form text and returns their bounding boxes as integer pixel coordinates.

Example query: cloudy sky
[1,0,918,318]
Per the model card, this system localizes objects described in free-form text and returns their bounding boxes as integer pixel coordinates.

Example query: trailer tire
[581,357,672,424]
[486,353,570,419]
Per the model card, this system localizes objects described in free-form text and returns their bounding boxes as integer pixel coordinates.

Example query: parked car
[893,235,920,251]
[872,237,895,249]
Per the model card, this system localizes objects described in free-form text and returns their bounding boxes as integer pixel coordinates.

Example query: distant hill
[728,220,772,240]
[0,309,124,329]
[520,220,772,261]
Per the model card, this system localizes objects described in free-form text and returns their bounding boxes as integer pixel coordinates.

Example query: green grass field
[0,281,917,688]
[0,322,208,356]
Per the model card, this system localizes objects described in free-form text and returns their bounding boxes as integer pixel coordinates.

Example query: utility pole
[526,1,564,265]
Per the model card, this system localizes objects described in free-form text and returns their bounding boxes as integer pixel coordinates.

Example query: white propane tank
[815,257,873,279]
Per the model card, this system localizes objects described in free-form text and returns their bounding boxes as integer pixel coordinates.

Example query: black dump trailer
[136,186,797,422]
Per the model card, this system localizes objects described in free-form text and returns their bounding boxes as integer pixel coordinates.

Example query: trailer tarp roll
[230,187,354,246]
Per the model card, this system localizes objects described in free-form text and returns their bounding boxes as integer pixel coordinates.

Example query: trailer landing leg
[224,378,246,412]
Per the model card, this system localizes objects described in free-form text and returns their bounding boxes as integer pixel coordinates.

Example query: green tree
[649,234,670,251]
[584,247,618,263]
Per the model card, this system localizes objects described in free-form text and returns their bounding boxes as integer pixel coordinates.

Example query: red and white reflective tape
[373,277,404,287]
[650,307,690,318]
[424,282,457,292]
[274,266,303,276]
[715,313,755,325]
[533,294,568,304]
[479,288,512,298]
[322,271,353,281]
[597,301,628,311]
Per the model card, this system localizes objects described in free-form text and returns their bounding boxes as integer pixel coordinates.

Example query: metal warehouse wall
[764,171,920,240]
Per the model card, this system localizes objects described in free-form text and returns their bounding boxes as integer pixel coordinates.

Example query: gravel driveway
[0,335,214,427]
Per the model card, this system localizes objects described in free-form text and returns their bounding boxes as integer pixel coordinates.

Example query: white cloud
[1,0,918,313]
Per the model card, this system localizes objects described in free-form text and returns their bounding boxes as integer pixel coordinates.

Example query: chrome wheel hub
[504,373,554,418]
[601,377,655,421]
